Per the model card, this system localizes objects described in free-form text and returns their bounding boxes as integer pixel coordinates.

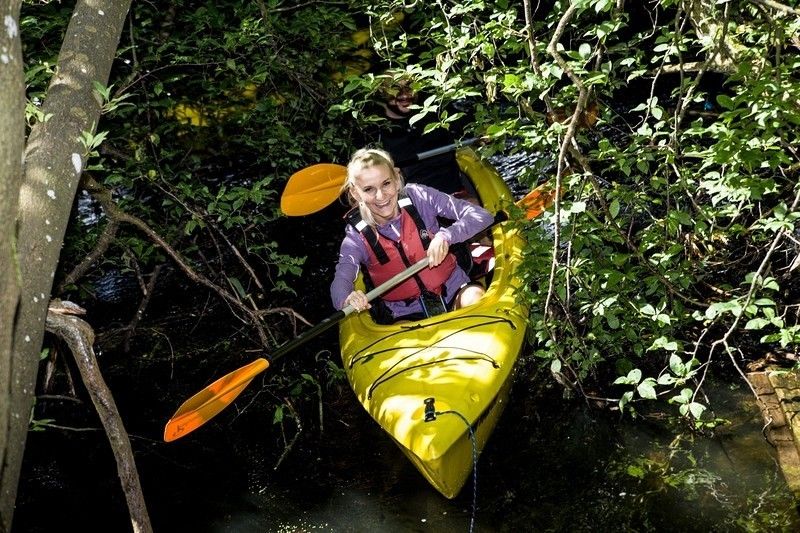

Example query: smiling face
[386,86,416,116]
[354,163,401,224]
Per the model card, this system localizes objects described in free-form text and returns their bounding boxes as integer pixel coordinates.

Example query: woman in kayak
[330,147,493,322]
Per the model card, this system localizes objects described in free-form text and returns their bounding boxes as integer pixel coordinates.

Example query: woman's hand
[427,233,450,267]
[343,290,371,312]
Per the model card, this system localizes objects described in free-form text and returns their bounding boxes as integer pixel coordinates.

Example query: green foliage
[21,0,363,314]
[28,418,55,432]
[27,398,55,432]
[339,0,800,425]
[19,0,800,454]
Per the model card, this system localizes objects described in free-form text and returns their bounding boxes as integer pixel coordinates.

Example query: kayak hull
[338,148,529,498]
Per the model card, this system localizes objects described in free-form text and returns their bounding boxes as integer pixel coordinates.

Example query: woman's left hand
[427,233,450,267]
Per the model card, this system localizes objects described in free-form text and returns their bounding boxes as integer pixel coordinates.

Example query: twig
[254,306,313,332]
[273,398,302,470]
[38,423,102,432]
[57,220,119,293]
[36,394,83,403]
[750,0,800,15]
[123,264,163,352]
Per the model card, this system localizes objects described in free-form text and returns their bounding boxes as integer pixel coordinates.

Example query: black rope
[349,314,514,362]
[367,355,499,399]
[349,315,513,368]
[435,408,478,533]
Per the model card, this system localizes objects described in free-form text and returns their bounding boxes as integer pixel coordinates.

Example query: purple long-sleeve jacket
[330,183,494,318]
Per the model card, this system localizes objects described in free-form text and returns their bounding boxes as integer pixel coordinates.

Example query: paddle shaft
[269,257,430,362]
[395,138,479,166]
[265,210,511,362]
[290,211,507,359]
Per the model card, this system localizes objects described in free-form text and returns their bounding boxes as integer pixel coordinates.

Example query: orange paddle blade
[163,358,270,442]
[516,182,558,219]
[280,163,347,216]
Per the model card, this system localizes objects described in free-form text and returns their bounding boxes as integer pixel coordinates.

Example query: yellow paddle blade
[281,163,347,216]
[163,358,270,442]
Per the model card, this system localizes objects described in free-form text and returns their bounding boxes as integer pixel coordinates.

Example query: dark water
[14,154,800,532]
[16,364,799,532]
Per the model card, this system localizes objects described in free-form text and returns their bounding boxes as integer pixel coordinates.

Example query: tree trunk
[0,0,132,529]
[0,2,24,532]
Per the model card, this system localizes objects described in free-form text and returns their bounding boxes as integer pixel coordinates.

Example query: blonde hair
[343,148,405,227]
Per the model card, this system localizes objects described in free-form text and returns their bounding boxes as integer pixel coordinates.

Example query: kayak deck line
[348,314,514,366]
[367,354,501,400]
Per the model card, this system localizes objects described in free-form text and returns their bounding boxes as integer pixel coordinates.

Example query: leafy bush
[341,0,800,426]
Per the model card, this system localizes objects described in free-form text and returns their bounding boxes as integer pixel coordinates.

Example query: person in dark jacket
[373,76,467,195]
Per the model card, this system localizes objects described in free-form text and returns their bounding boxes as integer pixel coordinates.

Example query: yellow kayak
[338,147,530,499]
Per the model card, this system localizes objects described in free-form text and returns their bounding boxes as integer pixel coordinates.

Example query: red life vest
[347,198,456,302]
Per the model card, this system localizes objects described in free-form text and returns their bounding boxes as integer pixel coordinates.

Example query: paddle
[280,163,346,217]
[280,139,480,216]
[164,256,431,442]
[167,163,560,443]
[163,185,555,443]
[517,182,557,219]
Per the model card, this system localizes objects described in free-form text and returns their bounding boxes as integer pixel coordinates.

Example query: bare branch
[750,0,800,15]
[123,264,163,352]
[82,174,273,347]
[46,299,152,533]
[57,219,120,294]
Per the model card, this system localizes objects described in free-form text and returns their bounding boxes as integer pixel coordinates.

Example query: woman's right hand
[343,290,371,312]
[427,233,450,267]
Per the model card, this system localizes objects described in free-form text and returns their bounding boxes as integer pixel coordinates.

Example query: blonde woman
[330,148,493,322]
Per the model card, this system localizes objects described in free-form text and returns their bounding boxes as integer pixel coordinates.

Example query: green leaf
[227,276,247,299]
[637,378,657,400]
[688,402,706,419]
[648,336,678,352]
[669,354,688,376]
[570,201,587,213]
[626,464,646,478]
[745,318,770,330]
[716,94,735,110]
[670,390,689,405]
[619,390,634,411]
[657,374,675,386]
[609,199,620,219]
